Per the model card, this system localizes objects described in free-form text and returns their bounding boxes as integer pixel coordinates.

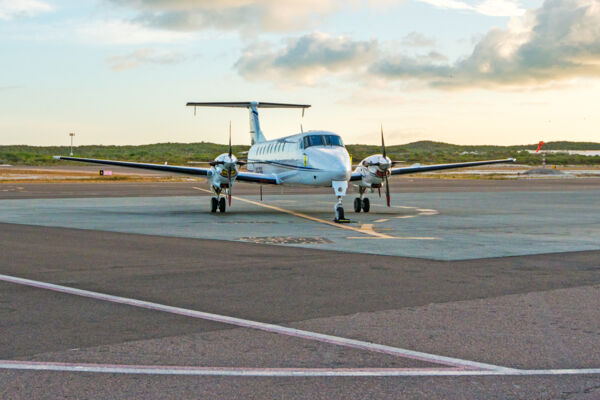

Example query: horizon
[2,0,599,146]
[3,139,599,149]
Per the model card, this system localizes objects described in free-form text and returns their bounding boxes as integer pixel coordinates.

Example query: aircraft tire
[211,197,218,213]
[354,198,362,213]
[336,206,345,221]
[362,198,370,213]
[219,197,226,213]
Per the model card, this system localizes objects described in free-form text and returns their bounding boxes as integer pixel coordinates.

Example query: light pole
[69,133,75,156]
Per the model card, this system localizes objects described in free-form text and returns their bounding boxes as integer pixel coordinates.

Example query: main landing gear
[210,187,227,213]
[354,187,370,213]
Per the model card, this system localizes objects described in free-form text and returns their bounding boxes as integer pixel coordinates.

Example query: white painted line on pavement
[1,361,600,377]
[0,273,507,371]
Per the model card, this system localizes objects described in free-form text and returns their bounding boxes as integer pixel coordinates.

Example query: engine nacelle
[354,154,391,188]
[209,153,239,189]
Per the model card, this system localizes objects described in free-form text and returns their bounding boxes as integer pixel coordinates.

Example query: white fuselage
[246,131,351,187]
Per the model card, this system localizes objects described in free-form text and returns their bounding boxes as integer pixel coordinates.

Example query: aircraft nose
[319,150,351,181]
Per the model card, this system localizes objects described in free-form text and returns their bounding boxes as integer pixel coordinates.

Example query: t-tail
[186,102,310,145]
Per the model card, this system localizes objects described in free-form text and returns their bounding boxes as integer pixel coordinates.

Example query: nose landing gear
[335,197,346,222]
[332,181,350,223]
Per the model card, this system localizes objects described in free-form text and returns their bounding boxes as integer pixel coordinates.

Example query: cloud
[235,32,377,84]
[401,32,437,47]
[0,0,52,19]
[373,0,600,88]
[415,0,526,17]
[105,0,343,33]
[232,0,600,90]
[78,20,194,45]
[107,48,186,70]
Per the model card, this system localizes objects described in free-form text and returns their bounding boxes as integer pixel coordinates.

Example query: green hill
[1,141,599,166]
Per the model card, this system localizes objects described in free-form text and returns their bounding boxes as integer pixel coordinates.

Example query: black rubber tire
[336,206,345,221]
[210,197,218,213]
[218,197,226,213]
[362,197,370,213]
[353,198,362,213]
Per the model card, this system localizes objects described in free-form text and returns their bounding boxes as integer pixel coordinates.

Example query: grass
[1,140,599,166]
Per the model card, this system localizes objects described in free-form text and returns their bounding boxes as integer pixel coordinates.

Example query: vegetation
[1,141,599,166]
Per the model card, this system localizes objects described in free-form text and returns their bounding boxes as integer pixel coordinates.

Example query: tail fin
[186,102,310,145]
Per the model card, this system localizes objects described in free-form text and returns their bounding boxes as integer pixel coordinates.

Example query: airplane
[55,101,516,222]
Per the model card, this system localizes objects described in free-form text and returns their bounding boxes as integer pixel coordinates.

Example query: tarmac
[1,178,600,399]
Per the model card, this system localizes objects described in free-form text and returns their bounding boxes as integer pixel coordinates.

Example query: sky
[1,0,599,146]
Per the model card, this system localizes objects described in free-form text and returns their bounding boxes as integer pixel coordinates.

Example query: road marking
[346,237,437,240]
[374,219,389,223]
[0,273,508,371]
[1,361,600,377]
[192,187,394,239]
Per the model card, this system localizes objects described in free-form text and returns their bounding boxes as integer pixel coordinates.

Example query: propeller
[381,125,391,207]
[227,121,232,207]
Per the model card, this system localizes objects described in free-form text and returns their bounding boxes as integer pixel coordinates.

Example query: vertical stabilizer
[186,102,310,145]
[248,102,266,145]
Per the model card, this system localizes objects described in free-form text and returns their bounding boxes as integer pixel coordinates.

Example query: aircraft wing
[389,158,516,175]
[236,171,279,185]
[54,156,211,176]
[350,158,515,181]
[53,156,280,184]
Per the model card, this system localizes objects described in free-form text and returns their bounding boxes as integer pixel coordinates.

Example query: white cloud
[416,0,526,17]
[234,0,600,90]
[401,32,437,47]
[106,0,344,33]
[107,48,186,70]
[0,0,52,20]
[78,20,194,45]
[235,32,377,85]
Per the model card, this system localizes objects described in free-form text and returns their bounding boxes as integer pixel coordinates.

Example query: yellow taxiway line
[192,187,394,239]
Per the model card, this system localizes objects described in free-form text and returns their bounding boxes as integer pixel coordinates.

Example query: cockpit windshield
[302,134,344,149]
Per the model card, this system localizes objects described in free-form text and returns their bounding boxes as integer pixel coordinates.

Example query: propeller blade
[385,174,391,207]
[228,169,232,207]
[381,124,386,160]
[228,121,232,158]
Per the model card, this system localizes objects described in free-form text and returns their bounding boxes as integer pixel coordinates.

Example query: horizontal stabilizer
[186,102,310,109]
